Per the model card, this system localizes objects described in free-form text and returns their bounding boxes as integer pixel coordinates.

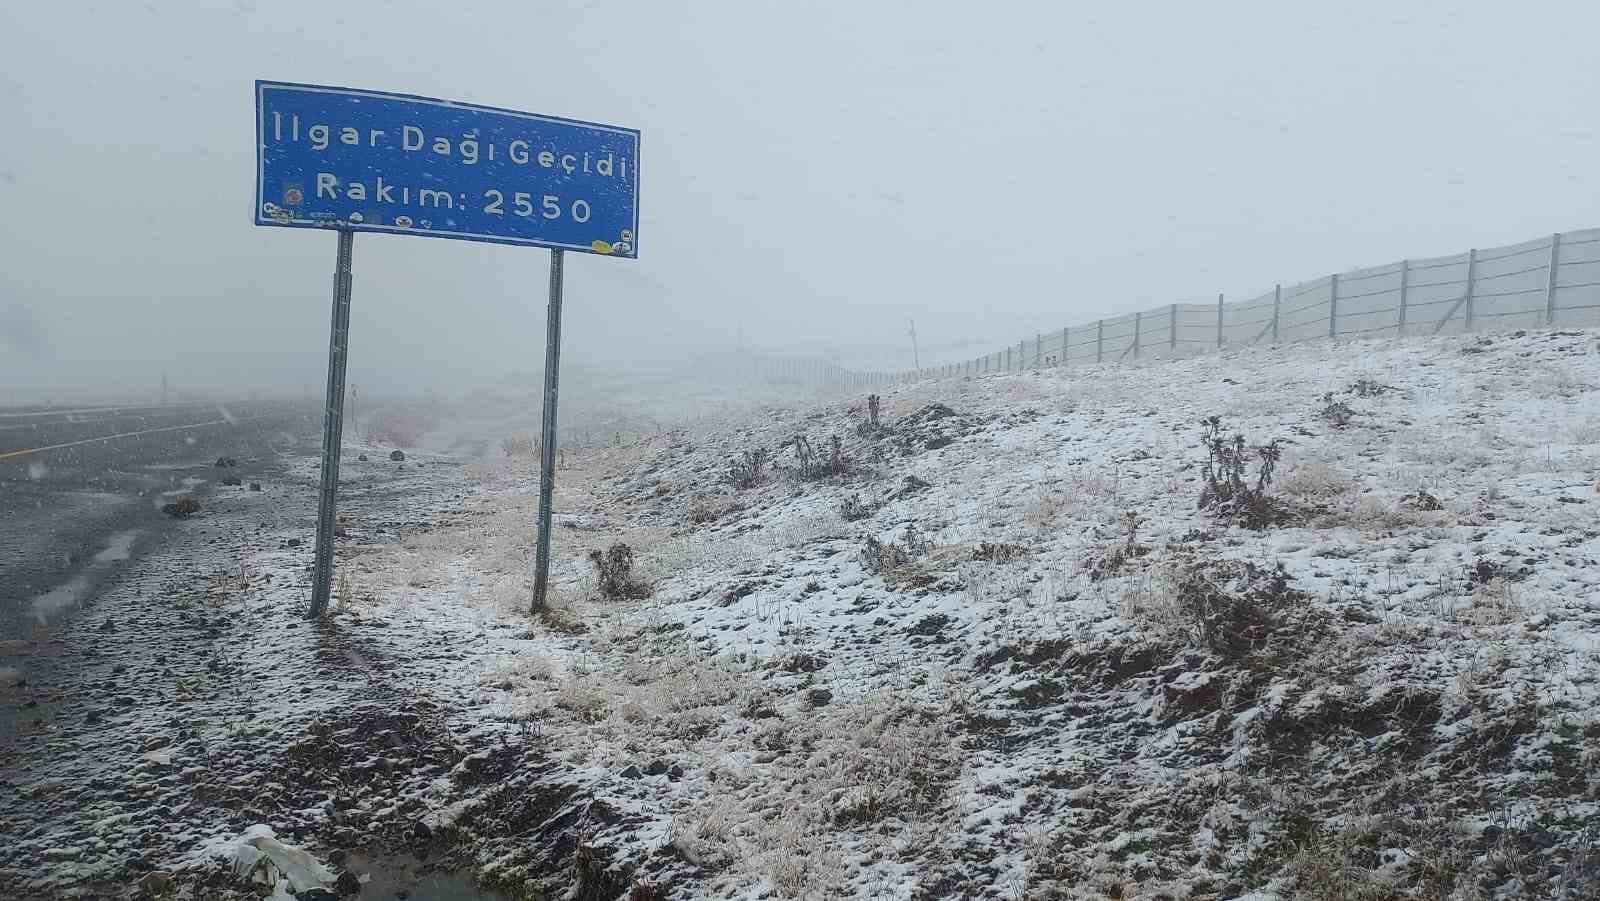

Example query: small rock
[297,890,339,901]
[357,454,369,462]
[160,497,199,519]
[221,475,242,487]
[644,759,670,777]
[85,709,101,724]
[390,450,406,462]
[334,871,362,896]
[249,482,262,492]
[806,688,833,708]
[287,538,301,547]
[411,819,432,842]
[619,764,643,779]
[1400,490,1442,511]
[668,764,685,781]
[100,619,116,633]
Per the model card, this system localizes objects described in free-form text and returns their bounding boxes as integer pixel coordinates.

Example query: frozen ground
[4,328,1598,900]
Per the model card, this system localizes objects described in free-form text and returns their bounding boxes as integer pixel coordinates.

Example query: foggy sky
[2,0,1597,402]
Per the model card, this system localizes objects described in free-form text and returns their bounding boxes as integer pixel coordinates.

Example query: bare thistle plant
[840,493,873,522]
[793,434,848,479]
[1198,416,1285,530]
[727,447,769,489]
[856,394,888,438]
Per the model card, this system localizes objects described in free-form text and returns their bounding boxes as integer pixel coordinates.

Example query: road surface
[0,400,312,643]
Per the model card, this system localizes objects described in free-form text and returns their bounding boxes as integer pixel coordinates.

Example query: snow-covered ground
[5,328,1598,900]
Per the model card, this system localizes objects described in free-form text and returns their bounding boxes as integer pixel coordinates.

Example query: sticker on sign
[254,81,639,257]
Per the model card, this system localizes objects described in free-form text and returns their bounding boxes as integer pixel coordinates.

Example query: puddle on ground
[29,529,141,623]
[344,852,519,900]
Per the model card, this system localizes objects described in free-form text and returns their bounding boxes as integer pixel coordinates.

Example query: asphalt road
[0,400,314,643]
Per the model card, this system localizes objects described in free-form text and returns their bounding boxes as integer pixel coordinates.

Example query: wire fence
[875,227,1600,382]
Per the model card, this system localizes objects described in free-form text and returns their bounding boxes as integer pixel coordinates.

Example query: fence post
[1132,311,1142,358]
[1216,294,1224,348]
[1463,248,1478,331]
[1544,233,1561,325]
[1061,326,1069,367]
[1096,319,1104,363]
[1169,303,1177,351]
[1272,284,1282,342]
[1006,347,1012,371]
[1036,333,1043,367]
[1397,261,1409,334]
[1328,274,1339,338]
[1019,339,1027,370]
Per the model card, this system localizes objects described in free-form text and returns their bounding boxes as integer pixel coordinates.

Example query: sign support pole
[532,249,565,613]
[309,229,355,618]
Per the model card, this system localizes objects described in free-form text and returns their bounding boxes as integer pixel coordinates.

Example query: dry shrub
[861,523,928,578]
[1171,559,1304,657]
[589,543,652,600]
[500,432,535,457]
[1277,461,1352,501]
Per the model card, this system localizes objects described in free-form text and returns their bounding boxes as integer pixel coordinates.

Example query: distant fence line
[910,227,1600,380]
[741,227,1600,392]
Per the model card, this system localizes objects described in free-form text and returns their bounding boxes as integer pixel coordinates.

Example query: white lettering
[431,136,451,156]
[369,129,385,147]
[541,195,560,219]
[560,154,576,175]
[402,125,424,151]
[582,153,590,174]
[537,150,554,168]
[292,114,299,141]
[596,153,613,177]
[375,177,394,203]
[309,124,330,151]
[340,127,359,146]
[346,181,366,201]
[460,138,479,165]
[315,172,339,198]
[273,111,282,142]
[508,140,529,164]
[418,188,453,209]
[570,199,591,222]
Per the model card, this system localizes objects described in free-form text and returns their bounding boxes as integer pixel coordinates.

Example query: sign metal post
[532,249,565,610]
[310,230,354,617]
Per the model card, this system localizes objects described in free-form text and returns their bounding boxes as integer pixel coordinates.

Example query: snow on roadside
[370,328,1599,899]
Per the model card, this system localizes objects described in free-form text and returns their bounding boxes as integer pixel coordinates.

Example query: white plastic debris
[199,823,335,893]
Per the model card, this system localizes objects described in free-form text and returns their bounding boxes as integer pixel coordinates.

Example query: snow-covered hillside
[343,327,1597,899]
[10,329,1595,901]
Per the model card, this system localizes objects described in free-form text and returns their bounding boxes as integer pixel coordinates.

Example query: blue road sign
[255,81,639,257]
